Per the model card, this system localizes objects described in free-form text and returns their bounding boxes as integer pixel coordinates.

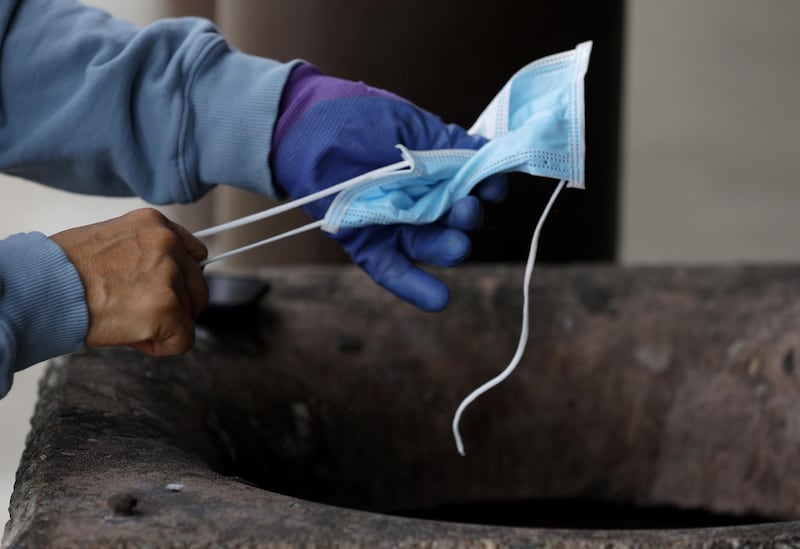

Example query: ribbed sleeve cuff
[188,43,301,200]
[0,321,15,398]
[0,233,88,380]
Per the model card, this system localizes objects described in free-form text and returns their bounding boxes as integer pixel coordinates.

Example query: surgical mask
[195,41,592,455]
[322,40,591,233]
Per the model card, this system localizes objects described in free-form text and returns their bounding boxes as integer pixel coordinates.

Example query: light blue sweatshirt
[0,0,297,397]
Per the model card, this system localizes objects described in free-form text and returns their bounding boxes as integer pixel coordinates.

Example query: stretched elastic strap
[452,178,566,456]
[194,160,411,266]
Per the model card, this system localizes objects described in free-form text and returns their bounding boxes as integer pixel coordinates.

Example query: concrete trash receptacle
[4,265,800,547]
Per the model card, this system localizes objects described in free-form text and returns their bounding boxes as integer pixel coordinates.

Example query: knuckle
[140,289,181,320]
[128,207,166,224]
[150,228,181,252]
[138,298,195,355]
[155,259,182,283]
[159,291,183,315]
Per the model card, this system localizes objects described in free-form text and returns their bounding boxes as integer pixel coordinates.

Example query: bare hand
[51,208,208,356]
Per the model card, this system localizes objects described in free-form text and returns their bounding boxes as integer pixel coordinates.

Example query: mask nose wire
[193,160,412,266]
[451,178,567,456]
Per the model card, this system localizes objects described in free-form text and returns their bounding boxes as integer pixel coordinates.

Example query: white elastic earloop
[200,220,324,266]
[194,160,411,265]
[451,178,567,456]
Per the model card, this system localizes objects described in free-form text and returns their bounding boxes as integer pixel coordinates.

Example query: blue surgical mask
[321,40,592,233]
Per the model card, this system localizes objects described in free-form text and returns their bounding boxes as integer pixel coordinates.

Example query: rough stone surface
[4,264,800,547]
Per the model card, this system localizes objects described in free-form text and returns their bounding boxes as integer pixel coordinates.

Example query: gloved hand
[270,64,506,312]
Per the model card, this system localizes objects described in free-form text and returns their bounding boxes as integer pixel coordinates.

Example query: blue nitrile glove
[271,64,507,312]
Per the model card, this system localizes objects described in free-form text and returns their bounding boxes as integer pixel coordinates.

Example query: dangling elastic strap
[451,178,566,456]
[194,160,412,266]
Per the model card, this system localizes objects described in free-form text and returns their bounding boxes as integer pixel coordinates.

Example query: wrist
[0,233,88,370]
[273,63,325,151]
[275,64,402,147]
[271,64,404,200]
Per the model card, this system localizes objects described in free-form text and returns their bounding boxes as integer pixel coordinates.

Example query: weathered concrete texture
[4,264,800,547]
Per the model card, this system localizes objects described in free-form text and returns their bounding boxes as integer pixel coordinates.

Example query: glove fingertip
[410,282,450,313]
[438,229,471,266]
[384,268,450,312]
[474,174,509,204]
[447,196,484,232]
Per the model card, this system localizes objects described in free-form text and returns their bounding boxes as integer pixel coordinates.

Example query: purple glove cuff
[273,63,400,147]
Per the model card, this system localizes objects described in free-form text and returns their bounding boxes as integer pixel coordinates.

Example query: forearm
[0,0,295,203]
[0,233,88,398]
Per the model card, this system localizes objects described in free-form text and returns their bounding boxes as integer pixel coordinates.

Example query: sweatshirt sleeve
[0,0,297,203]
[0,233,88,398]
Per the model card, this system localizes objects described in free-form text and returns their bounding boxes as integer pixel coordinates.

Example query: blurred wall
[620,0,800,263]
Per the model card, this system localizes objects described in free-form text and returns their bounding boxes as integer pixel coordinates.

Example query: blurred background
[2,0,799,528]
